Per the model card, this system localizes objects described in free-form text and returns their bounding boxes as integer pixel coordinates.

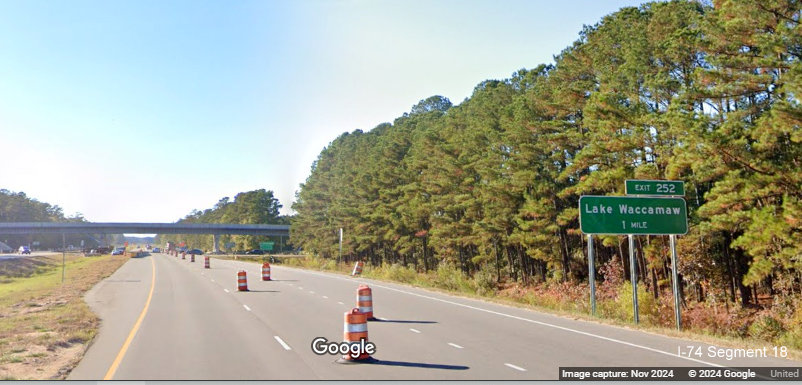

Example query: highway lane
[69,253,801,380]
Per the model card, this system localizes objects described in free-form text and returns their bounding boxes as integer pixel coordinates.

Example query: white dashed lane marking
[274,336,292,350]
[448,343,464,349]
[505,363,526,372]
[224,289,230,293]
[409,328,421,334]
[243,305,251,311]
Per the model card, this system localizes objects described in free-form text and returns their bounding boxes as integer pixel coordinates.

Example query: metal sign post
[62,233,66,283]
[339,228,343,262]
[670,234,681,331]
[588,234,596,316]
[629,235,638,324]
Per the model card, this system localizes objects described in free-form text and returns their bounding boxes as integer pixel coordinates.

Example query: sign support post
[588,234,596,316]
[670,234,681,331]
[61,233,66,283]
[629,234,638,324]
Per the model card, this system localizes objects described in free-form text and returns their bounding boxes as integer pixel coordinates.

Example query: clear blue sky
[1,0,645,223]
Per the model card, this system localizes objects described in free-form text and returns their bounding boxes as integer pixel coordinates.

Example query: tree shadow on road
[356,359,468,370]
[371,319,437,324]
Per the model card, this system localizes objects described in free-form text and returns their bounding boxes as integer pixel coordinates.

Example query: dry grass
[0,253,128,380]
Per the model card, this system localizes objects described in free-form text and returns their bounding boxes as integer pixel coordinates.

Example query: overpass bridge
[0,222,290,252]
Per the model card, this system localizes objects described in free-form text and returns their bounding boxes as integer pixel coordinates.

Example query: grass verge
[0,253,128,380]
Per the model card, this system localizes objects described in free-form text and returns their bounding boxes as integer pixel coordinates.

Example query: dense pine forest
[291,0,802,341]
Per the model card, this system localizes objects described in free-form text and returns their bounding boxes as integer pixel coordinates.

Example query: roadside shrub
[748,313,785,343]
[434,263,474,293]
[473,264,497,296]
[779,304,802,349]
[381,263,417,283]
[599,283,658,324]
[320,259,338,271]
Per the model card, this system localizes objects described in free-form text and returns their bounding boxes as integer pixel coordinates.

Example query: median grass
[0,253,128,380]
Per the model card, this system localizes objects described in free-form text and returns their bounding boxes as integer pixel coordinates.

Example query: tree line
[291,0,802,308]
[0,189,94,249]
[156,189,289,252]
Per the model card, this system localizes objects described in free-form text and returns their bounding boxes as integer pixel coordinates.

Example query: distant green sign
[625,180,685,196]
[579,196,688,235]
[259,241,275,251]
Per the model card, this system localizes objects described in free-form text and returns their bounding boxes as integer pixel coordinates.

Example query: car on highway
[111,247,125,255]
[245,249,264,255]
[152,247,160,253]
[18,246,31,255]
[187,248,203,255]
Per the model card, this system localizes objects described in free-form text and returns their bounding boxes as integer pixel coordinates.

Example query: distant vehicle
[111,247,125,255]
[19,246,31,255]
[245,249,264,255]
[187,248,203,255]
[152,247,161,253]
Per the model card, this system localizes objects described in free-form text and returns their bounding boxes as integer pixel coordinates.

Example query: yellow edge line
[103,256,156,380]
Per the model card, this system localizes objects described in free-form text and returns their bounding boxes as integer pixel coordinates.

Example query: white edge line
[448,343,464,349]
[286,267,724,367]
[243,304,251,311]
[409,328,421,333]
[274,336,292,350]
[505,363,527,372]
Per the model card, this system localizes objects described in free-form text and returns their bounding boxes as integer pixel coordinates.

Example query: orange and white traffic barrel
[190,254,195,262]
[204,256,210,269]
[181,251,186,260]
[356,284,375,320]
[340,308,371,362]
[351,261,363,276]
[262,262,271,281]
[237,270,248,291]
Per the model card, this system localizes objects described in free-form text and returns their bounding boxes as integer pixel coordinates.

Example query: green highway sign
[625,179,684,196]
[259,241,275,251]
[579,196,688,235]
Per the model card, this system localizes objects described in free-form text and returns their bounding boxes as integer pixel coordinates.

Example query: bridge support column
[213,234,220,253]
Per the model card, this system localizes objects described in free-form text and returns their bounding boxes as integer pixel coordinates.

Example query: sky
[0,0,646,223]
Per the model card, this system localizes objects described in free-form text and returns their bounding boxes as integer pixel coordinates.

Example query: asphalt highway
[68,253,801,380]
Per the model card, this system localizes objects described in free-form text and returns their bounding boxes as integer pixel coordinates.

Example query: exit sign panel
[625,180,685,196]
[579,196,688,235]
